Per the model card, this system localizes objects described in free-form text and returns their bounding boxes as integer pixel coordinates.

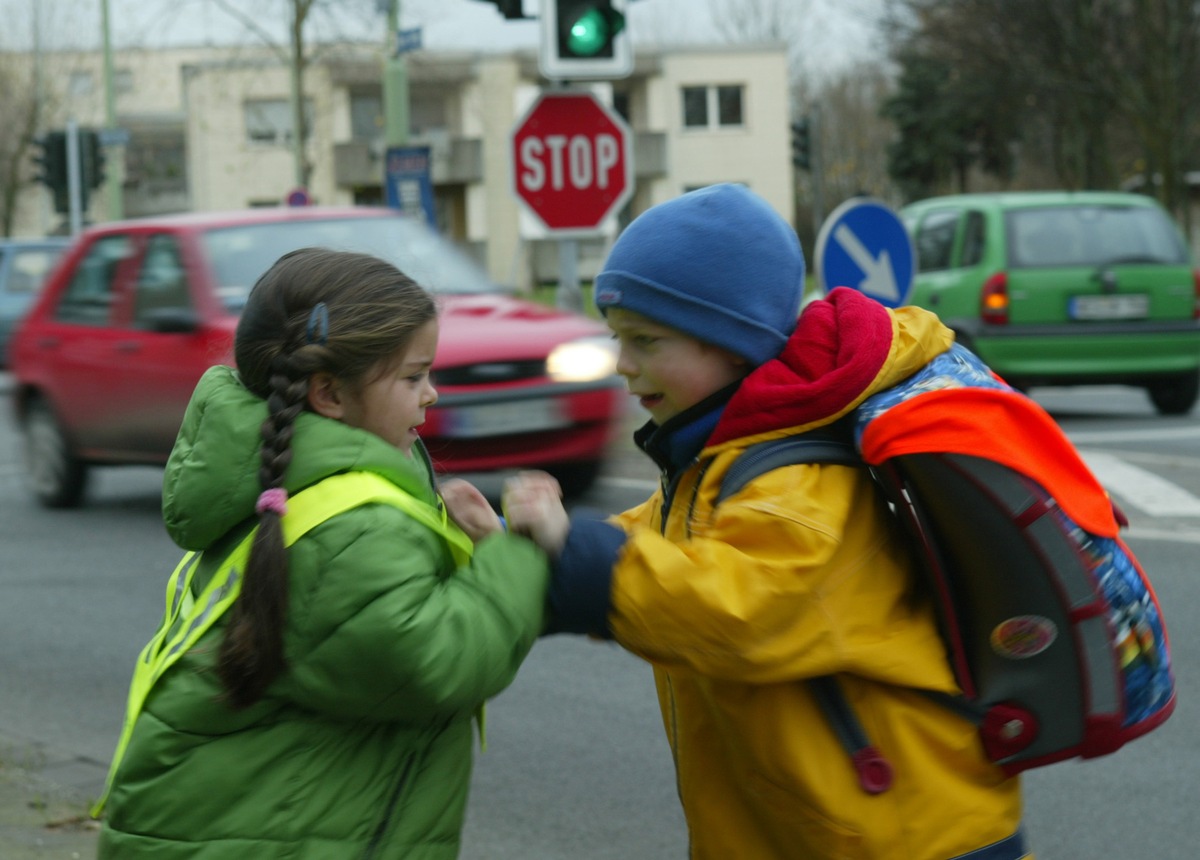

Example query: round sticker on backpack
[990,615,1058,659]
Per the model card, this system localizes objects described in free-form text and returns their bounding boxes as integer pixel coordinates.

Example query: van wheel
[1147,371,1200,416]
[546,459,603,500]
[23,398,89,508]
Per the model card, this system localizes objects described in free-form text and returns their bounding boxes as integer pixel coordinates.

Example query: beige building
[13,39,795,289]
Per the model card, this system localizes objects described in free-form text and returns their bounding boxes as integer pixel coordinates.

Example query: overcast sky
[1,0,881,68]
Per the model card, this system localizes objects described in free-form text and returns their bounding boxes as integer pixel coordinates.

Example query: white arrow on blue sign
[814,197,915,308]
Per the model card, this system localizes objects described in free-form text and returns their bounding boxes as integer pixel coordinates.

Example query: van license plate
[1069,294,1149,320]
[443,398,569,438]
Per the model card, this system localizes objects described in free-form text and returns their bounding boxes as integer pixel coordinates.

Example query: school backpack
[718,343,1176,794]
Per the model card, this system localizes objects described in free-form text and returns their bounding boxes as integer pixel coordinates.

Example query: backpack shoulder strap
[715,426,896,794]
[716,428,861,506]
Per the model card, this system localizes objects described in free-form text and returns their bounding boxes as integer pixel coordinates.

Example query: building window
[350,91,382,140]
[244,99,311,146]
[717,85,743,126]
[682,86,708,127]
[612,90,630,122]
[115,68,134,95]
[681,84,744,129]
[68,71,94,97]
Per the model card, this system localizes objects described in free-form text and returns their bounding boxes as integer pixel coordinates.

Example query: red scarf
[711,288,894,445]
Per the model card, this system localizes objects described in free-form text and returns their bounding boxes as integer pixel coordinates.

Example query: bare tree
[0,55,43,235]
[708,0,801,42]
[202,0,381,189]
[814,63,897,205]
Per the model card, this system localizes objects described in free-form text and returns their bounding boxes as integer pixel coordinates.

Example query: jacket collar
[634,380,741,478]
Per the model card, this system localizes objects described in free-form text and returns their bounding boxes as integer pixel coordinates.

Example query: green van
[900,191,1200,414]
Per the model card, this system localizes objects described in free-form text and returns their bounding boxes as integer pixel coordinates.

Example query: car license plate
[1069,294,1149,320]
[443,398,569,439]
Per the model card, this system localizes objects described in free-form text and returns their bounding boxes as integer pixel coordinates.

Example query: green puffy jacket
[97,366,550,859]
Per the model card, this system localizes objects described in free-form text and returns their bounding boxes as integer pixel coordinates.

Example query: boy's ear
[307,372,345,419]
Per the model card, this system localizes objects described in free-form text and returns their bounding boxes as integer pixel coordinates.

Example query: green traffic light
[565,5,624,57]
[567,9,607,56]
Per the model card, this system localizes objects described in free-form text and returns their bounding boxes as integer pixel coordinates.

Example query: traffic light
[80,129,107,190]
[791,117,811,171]
[32,131,69,213]
[539,0,632,80]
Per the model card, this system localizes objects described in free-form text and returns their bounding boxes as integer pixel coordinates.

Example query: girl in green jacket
[97,248,550,859]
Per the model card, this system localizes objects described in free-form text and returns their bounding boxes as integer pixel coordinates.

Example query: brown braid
[216,248,436,708]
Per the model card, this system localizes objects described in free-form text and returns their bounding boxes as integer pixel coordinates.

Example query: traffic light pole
[66,120,84,236]
[809,105,825,238]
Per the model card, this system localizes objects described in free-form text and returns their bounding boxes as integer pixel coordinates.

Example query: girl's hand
[440,479,502,543]
[502,471,570,557]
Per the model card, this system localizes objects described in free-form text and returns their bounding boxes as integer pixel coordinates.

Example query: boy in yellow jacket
[501,184,1031,859]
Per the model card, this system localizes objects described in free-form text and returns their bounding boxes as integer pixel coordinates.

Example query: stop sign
[511,91,633,233]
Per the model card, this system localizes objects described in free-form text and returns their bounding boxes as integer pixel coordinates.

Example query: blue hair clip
[306,302,329,346]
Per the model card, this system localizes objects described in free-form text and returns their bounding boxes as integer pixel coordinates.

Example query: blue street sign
[385,145,437,227]
[395,27,422,56]
[814,197,915,308]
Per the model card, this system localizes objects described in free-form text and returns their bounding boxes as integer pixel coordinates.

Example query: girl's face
[313,319,439,453]
[606,307,747,424]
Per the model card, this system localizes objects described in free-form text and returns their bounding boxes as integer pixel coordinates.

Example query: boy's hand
[440,478,502,543]
[503,471,570,557]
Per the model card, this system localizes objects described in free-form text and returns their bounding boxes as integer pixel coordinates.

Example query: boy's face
[606,307,748,425]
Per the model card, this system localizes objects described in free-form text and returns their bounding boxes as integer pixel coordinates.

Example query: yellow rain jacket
[551,289,1029,859]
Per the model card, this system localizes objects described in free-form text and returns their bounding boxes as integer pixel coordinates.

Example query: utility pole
[100,0,123,218]
[383,0,410,148]
[289,1,307,188]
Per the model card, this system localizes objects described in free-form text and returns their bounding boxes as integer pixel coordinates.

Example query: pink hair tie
[255,487,289,516]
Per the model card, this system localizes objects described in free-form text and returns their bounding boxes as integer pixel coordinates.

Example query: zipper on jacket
[659,458,705,537]
[362,752,416,859]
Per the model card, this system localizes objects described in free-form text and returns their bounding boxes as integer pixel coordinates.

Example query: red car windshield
[200,215,496,310]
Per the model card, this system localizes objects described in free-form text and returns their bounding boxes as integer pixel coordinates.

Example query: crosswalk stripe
[1078,450,1200,517]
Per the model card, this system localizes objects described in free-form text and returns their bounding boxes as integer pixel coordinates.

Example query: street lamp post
[383,0,409,148]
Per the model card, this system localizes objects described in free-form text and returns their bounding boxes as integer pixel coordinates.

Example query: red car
[10,207,625,507]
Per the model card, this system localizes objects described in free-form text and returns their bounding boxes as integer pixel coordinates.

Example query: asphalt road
[3,378,1200,857]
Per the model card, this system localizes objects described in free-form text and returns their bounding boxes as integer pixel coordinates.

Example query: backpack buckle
[851,746,894,794]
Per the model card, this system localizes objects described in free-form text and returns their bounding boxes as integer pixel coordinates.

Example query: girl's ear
[307,372,345,419]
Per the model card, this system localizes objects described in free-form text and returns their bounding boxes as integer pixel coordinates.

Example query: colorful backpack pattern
[720,343,1176,790]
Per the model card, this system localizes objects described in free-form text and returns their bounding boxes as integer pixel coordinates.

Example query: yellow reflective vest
[93,471,472,818]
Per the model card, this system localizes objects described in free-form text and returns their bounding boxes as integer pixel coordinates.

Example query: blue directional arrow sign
[815,197,915,308]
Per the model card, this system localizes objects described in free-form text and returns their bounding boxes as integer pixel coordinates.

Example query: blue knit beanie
[593,183,805,365]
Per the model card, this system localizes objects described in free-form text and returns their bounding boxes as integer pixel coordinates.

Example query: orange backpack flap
[859,386,1120,538]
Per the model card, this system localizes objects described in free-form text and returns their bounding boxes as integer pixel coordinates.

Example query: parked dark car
[0,237,70,367]
[901,191,1200,414]
[10,207,625,507]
